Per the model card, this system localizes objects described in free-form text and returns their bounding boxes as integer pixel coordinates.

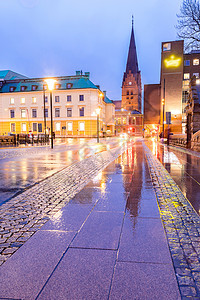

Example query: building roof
[104,95,113,104]
[131,109,142,115]
[0,75,99,93]
[0,70,28,81]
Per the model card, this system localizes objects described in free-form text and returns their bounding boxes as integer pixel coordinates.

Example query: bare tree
[176,0,200,50]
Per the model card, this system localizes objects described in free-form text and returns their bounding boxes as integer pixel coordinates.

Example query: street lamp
[44,78,57,149]
[96,108,101,143]
[162,78,166,139]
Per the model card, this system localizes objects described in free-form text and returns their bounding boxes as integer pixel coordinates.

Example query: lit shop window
[163,43,171,51]
[184,73,190,80]
[67,122,73,131]
[79,122,85,131]
[21,97,25,104]
[21,123,27,132]
[55,122,61,131]
[11,123,15,132]
[32,97,36,103]
[193,59,199,65]
[123,117,126,124]
[10,98,14,104]
[21,109,26,118]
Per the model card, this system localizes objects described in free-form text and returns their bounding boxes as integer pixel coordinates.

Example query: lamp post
[96,108,101,143]
[43,87,47,144]
[162,78,166,139]
[44,79,56,149]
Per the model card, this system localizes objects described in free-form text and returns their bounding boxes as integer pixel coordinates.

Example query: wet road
[0,138,121,206]
[146,139,200,215]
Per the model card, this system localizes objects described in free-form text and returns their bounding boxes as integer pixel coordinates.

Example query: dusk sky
[1,0,183,100]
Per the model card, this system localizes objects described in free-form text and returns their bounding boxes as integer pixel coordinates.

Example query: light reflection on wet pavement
[146,139,200,215]
[0,138,119,206]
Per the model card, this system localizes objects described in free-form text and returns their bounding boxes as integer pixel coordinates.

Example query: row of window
[10,121,85,132]
[9,95,84,105]
[10,107,85,118]
[9,83,74,92]
[184,59,199,66]
[126,91,134,96]
[184,72,199,80]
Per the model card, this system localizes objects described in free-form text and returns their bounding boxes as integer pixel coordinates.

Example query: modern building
[0,70,115,137]
[114,22,143,135]
[144,40,200,136]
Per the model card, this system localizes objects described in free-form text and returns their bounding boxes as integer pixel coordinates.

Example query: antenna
[132,15,134,28]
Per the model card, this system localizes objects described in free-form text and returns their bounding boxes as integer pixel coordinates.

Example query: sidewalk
[0,141,180,299]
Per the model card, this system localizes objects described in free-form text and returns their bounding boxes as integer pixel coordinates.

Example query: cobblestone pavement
[145,143,200,299]
[0,143,127,266]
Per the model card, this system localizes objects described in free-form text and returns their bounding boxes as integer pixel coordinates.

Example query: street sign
[166,112,171,124]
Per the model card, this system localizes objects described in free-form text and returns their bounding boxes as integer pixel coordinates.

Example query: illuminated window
[10,109,15,118]
[79,122,85,131]
[21,109,26,118]
[10,98,14,104]
[21,123,26,132]
[123,117,126,124]
[55,122,61,131]
[11,123,15,132]
[163,43,171,51]
[184,73,190,80]
[79,107,84,116]
[193,73,199,78]
[67,108,72,117]
[55,108,60,117]
[32,97,36,103]
[21,97,25,104]
[55,96,60,102]
[32,109,37,118]
[67,95,71,102]
[184,60,190,66]
[67,122,73,131]
[118,118,121,125]
[193,59,199,65]
[33,123,37,132]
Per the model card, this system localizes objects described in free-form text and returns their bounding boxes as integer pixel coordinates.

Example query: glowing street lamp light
[96,108,101,143]
[44,78,57,149]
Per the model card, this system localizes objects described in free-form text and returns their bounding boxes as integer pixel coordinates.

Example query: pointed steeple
[125,18,139,77]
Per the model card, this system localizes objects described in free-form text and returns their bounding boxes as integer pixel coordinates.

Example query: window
[11,123,15,132]
[44,108,48,117]
[193,73,199,78]
[184,60,190,66]
[79,107,84,116]
[67,108,72,117]
[79,95,84,101]
[55,122,61,131]
[32,97,36,103]
[10,98,14,104]
[21,97,25,104]
[193,59,199,65]
[131,91,133,95]
[55,84,60,89]
[21,86,26,91]
[55,96,60,102]
[55,108,60,117]
[9,86,15,92]
[33,123,37,132]
[10,110,15,118]
[32,85,38,91]
[45,96,48,103]
[184,73,190,80]
[21,109,26,118]
[126,97,129,99]
[32,109,37,118]
[66,83,72,89]
[79,122,85,131]
[67,95,71,102]
[118,118,121,125]
[21,123,26,132]
[43,84,47,90]
[67,122,73,131]
[163,43,171,51]
[123,117,126,125]
[38,123,42,132]
[127,91,129,95]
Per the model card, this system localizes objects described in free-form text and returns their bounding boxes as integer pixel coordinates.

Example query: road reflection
[146,138,200,215]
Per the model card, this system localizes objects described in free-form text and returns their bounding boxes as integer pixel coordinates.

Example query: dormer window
[66,83,73,89]
[9,86,16,92]
[55,84,61,89]
[32,85,38,91]
[21,86,27,91]
[43,84,47,90]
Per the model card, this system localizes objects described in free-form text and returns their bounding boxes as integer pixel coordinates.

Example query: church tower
[122,20,142,112]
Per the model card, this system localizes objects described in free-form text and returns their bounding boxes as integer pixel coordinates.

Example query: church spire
[124,18,139,77]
